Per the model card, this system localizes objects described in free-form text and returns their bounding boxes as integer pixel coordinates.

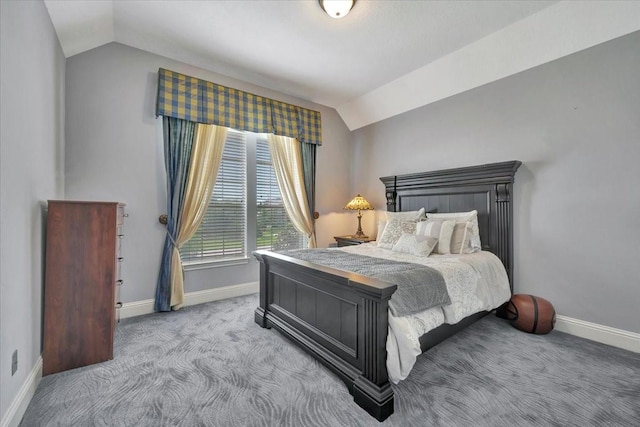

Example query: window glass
[181,131,304,265]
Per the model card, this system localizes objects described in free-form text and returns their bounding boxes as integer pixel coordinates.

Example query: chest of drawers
[43,201,125,375]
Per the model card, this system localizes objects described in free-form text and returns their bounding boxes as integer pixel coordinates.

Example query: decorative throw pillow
[385,207,426,222]
[377,221,417,249]
[392,233,438,257]
[426,210,481,253]
[450,222,472,255]
[415,220,456,254]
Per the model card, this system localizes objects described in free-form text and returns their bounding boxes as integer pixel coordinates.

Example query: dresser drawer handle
[115,301,123,323]
[118,234,124,239]
[116,280,123,286]
[117,257,124,262]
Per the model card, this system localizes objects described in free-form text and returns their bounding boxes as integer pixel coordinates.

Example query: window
[181,130,305,266]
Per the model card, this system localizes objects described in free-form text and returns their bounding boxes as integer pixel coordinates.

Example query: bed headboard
[380,161,521,291]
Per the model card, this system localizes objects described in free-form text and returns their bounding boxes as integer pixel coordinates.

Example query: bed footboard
[254,250,398,421]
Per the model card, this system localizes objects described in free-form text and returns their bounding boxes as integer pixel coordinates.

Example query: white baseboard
[0,356,42,427]
[555,315,640,353]
[119,282,259,319]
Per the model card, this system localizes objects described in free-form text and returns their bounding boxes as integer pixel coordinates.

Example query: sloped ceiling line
[44,1,640,130]
[337,1,640,130]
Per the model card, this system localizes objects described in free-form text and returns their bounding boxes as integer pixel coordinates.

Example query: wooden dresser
[43,201,125,375]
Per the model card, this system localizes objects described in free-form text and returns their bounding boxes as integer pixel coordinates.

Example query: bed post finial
[385,176,397,211]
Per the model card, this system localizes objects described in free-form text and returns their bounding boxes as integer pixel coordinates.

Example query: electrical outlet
[11,350,18,376]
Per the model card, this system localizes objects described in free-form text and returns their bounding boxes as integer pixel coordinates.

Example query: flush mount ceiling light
[318,0,356,19]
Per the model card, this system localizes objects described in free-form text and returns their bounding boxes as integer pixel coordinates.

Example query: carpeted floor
[21,294,640,426]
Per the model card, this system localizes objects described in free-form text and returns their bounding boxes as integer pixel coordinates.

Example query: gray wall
[4,8,635,422]
[65,43,353,303]
[352,32,640,334]
[0,0,66,419]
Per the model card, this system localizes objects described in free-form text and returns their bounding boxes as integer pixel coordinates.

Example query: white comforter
[337,243,511,384]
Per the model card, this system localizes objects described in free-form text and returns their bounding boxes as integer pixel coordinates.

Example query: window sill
[183,257,251,271]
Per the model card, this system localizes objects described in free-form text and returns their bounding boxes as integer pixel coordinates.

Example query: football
[508,294,556,334]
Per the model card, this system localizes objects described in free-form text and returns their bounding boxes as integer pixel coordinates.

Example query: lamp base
[353,211,368,239]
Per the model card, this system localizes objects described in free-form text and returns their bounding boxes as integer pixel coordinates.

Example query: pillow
[415,220,456,254]
[377,220,417,249]
[376,220,387,242]
[385,207,426,222]
[426,210,481,253]
[450,222,472,255]
[392,233,438,257]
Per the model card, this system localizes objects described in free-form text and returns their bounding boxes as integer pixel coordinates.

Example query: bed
[254,161,521,421]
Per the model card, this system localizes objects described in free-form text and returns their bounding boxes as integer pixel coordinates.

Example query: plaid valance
[156,68,322,145]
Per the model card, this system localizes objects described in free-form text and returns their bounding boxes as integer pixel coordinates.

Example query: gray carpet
[21,294,640,426]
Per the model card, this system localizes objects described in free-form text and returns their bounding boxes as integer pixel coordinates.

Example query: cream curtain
[267,134,317,248]
[169,124,227,308]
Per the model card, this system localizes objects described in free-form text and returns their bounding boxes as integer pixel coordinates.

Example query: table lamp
[343,194,373,238]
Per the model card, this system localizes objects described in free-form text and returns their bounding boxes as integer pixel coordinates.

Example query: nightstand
[334,235,376,247]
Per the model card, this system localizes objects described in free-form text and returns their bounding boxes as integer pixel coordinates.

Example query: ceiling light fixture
[318,0,355,19]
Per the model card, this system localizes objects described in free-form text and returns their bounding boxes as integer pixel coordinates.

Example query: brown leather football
[508,294,556,334]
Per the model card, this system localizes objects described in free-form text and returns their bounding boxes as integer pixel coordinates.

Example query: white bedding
[337,243,511,383]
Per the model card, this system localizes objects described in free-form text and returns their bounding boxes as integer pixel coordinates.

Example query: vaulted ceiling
[44,1,640,130]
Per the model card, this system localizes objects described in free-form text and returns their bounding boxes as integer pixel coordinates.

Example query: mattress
[337,243,511,383]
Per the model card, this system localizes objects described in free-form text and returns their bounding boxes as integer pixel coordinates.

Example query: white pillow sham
[385,207,426,222]
[376,220,387,242]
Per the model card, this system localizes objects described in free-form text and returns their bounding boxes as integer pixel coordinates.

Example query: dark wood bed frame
[254,161,521,421]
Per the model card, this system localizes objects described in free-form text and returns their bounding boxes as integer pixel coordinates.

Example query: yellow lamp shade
[344,194,373,211]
